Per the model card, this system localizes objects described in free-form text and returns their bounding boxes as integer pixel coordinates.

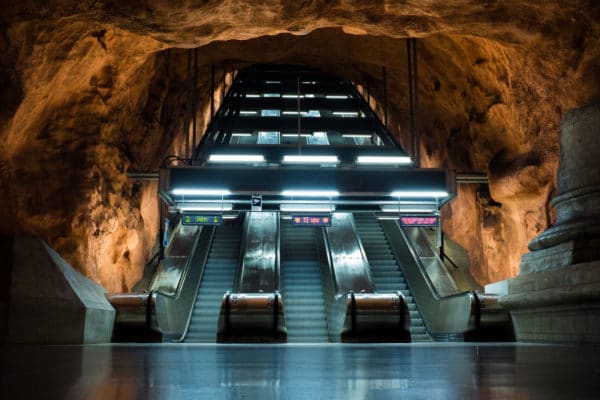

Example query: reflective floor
[1,343,599,399]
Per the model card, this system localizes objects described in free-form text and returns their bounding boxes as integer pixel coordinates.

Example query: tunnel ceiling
[1,1,599,291]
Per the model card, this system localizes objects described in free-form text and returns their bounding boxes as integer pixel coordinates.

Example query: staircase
[353,214,432,342]
[184,223,242,342]
[281,224,329,342]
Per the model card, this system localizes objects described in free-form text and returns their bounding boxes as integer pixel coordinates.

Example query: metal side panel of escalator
[320,213,410,342]
[184,222,243,342]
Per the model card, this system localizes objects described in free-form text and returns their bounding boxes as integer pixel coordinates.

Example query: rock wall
[1,1,598,290]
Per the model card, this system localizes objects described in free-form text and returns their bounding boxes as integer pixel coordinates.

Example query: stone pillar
[501,103,600,343]
[521,102,600,272]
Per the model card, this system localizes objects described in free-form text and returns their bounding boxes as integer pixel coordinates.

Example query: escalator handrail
[154,225,203,300]
[322,213,375,295]
[147,221,187,293]
[381,219,477,333]
[234,212,280,293]
[153,225,216,341]
[349,214,376,289]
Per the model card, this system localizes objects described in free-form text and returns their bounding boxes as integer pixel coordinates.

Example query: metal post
[413,39,420,168]
[297,77,302,155]
[407,39,415,163]
[191,48,198,157]
[438,229,445,261]
[210,64,215,117]
[184,50,192,159]
[221,65,226,105]
[407,38,420,167]
[382,66,388,127]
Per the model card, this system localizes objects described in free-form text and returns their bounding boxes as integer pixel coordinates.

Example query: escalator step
[184,225,241,343]
[282,226,329,343]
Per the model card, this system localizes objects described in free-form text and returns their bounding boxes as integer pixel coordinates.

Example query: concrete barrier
[0,236,115,344]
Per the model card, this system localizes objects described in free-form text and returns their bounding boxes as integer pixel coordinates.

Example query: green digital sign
[182,214,223,226]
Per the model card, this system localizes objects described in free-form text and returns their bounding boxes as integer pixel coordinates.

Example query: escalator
[185,222,243,342]
[281,223,329,343]
[353,214,432,342]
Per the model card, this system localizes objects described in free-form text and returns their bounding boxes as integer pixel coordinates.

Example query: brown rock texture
[1,1,599,290]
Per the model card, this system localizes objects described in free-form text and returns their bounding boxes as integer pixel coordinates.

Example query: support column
[501,103,600,343]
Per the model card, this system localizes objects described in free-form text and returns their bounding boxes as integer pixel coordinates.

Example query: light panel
[333,111,358,117]
[380,204,437,213]
[178,203,234,211]
[172,188,231,196]
[282,155,339,164]
[208,154,265,163]
[282,190,340,197]
[391,191,449,198]
[357,156,412,165]
[280,204,335,212]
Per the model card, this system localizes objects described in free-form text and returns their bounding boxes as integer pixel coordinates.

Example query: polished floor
[1,343,599,399]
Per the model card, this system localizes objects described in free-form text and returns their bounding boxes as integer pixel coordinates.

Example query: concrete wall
[1,236,115,344]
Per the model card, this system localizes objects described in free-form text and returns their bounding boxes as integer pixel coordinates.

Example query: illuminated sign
[182,214,223,226]
[292,215,332,227]
[400,216,439,227]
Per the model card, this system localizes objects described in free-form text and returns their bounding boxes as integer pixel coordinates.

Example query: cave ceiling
[1,0,598,291]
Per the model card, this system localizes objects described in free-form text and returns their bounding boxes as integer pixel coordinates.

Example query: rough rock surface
[1,1,599,290]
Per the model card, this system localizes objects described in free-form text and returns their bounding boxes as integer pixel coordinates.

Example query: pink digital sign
[400,216,439,227]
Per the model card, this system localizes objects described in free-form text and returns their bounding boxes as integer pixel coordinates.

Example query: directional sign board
[399,215,439,227]
[182,214,223,226]
[292,215,332,227]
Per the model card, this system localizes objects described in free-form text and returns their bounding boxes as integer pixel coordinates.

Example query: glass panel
[261,109,280,117]
[229,133,255,144]
[257,131,280,144]
[281,133,310,144]
[281,110,321,118]
[307,131,329,145]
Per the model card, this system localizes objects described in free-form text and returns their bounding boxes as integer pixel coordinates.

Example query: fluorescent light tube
[282,155,339,164]
[356,156,412,165]
[282,190,340,197]
[326,95,348,99]
[390,191,449,198]
[380,204,436,213]
[333,111,358,117]
[376,215,400,220]
[172,189,231,196]
[178,203,233,211]
[208,154,265,163]
[280,204,335,212]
